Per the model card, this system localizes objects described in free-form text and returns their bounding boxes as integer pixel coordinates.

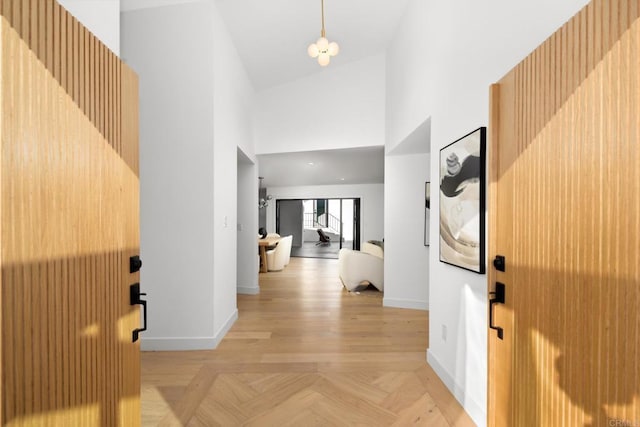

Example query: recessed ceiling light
[339,178,345,181]
[307,162,314,166]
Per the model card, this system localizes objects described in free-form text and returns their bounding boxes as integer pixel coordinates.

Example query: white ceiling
[120,0,204,13]
[215,0,410,91]
[121,0,404,186]
[218,1,406,186]
[258,147,384,188]
[122,0,410,90]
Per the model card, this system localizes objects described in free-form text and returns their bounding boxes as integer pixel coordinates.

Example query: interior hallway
[141,257,474,426]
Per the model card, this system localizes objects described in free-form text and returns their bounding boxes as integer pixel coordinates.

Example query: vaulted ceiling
[122,0,410,91]
[121,0,409,185]
[215,0,410,91]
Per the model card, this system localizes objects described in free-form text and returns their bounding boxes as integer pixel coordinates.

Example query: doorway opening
[276,198,361,259]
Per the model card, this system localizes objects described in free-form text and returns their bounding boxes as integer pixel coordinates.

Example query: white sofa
[266,235,293,272]
[338,242,384,292]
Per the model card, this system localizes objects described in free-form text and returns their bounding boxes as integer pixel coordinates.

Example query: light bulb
[316,37,329,51]
[328,42,339,56]
[318,53,330,66]
[307,43,319,58]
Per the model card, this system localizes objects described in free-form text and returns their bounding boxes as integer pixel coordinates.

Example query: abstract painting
[439,127,486,274]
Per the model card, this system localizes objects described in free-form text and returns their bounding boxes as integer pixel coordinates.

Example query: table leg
[260,246,268,273]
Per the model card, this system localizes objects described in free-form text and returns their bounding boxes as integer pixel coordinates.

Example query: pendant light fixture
[258,177,272,209]
[307,0,339,66]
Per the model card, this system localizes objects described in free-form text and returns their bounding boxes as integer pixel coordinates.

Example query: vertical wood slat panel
[120,64,141,426]
[0,21,8,427]
[1,0,122,154]
[122,65,140,177]
[45,0,52,81]
[60,7,66,96]
[487,84,502,427]
[28,0,35,56]
[1,1,140,425]
[117,54,122,154]
[489,0,640,425]
[67,10,74,104]
[110,44,114,146]
[89,28,95,130]
[1,9,4,423]
[78,18,84,113]
[72,18,78,108]
[53,0,60,83]
[37,0,44,63]
[83,22,89,117]
[99,41,104,141]
[10,0,19,37]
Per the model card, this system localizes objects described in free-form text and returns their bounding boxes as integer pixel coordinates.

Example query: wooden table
[258,236,281,273]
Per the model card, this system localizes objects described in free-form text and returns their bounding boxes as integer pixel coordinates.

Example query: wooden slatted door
[0,1,141,426]
[488,0,639,425]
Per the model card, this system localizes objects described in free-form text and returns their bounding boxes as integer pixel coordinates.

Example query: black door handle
[489,282,505,339]
[130,283,147,343]
[130,255,143,273]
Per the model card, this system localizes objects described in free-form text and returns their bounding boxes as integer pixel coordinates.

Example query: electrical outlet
[442,325,447,341]
[224,216,228,228]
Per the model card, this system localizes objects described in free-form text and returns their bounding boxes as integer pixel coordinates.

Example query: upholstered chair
[338,242,384,291]
[266,235,293,272]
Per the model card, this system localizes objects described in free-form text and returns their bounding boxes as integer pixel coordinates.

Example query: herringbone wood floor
[141,257,475,426]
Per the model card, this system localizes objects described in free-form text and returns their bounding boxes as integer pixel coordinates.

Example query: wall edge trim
[427,349,486,426]
[141,309,239,351]
[237,285,260,295]
[383,297,428,311]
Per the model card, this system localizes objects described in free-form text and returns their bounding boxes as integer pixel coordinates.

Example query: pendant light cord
[321,0,326,37]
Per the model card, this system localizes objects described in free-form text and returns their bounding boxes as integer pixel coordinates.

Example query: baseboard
[427,349,486,427]
[141,336,218,351]
[237,284,260,295]
[141,309,239,351]
[383,297,428,311]
[213,308,238,347]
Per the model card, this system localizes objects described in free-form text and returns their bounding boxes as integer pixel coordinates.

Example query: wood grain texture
[0,17,3,427]
[489,0,640,425]
[141,257,475,427]
[1,1,140,425]
[0,0,120,151]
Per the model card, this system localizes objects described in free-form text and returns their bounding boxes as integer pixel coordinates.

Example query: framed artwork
[424,182,430,246]
[439,127,486,274]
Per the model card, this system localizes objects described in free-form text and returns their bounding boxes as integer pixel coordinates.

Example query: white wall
[122,3,216,350]
[237,149,259,295]
[385,0,590,425]
[254,54,386,154]
[265,184,384,246]
[58,0,120,56]
[383,153,430,311]
[122,1,255,350]
[212,0,256,338]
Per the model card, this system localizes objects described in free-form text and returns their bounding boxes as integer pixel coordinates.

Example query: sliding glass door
[276,198,361,258]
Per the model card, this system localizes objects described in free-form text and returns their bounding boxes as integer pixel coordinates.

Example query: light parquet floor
[141,257,475,426]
